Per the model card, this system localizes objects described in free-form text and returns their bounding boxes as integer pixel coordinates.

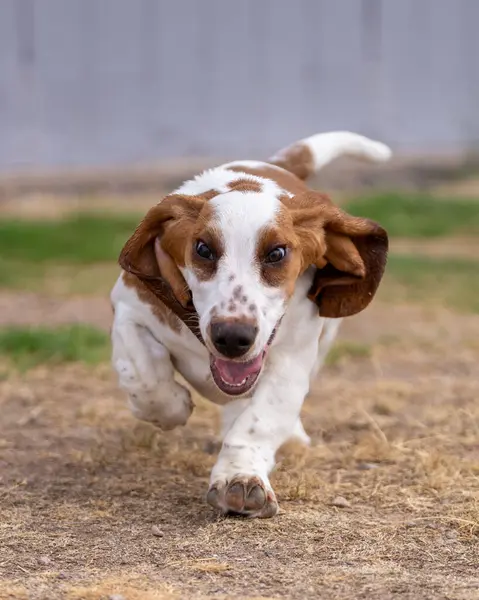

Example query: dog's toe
[207,474,278,519]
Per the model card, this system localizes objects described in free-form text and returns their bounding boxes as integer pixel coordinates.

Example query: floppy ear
[290,192,388,318]
[119,194,204,308]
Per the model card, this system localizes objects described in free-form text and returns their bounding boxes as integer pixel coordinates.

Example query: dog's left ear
[119,194,204,308]
[289,192,388,318]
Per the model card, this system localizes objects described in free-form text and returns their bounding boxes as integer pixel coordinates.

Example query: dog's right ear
[119,194,205,307]
[288,192,388,318]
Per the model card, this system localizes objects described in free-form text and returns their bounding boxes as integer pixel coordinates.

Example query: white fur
[222,159,285,171]
[175,166,290,198]
[112,265,325,516]
[111,130,392,518]
[182,190,285,358]
[270,130,392,172]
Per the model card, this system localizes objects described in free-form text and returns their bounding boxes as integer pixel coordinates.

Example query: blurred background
[1,3,478,598]
[2,0,479,175]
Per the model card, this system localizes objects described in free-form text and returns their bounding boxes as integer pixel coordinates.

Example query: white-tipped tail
[269,131,392,180]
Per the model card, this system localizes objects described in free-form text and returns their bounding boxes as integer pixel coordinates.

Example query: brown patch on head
[119,191,223,297]
[228,178,263,193]
[278,192,293,204]
[255,203,303,297]
[240,295,248,304]
[249,304,257,314]
[252,191,388,317]
[270,142,315,180]
[227,301,237,313]
[189,201,225,282]
[123,272,182,333]
[228,165,308,196]
[118,193,225,342]
[228,274,235,282]
[198,189,220,201]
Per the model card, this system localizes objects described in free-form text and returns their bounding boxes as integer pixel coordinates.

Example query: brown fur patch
[123,271,182,333]
[270,142,316,180]
[250,190,388,317]
[119,194,206,311]
[256,207,303,296]
[199,189,220,201]
[228,178,263,193]
[228,164,308,196]
[287,192,388,318]
[190,202,225,282]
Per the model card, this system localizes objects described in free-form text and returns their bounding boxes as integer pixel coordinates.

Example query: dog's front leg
[221,400,310,446]
[207,347,316,518]
[111,308,193,430]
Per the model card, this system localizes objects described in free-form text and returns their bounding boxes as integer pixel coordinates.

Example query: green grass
[0,325,110,370]
[0,258,41,289]
[382,255,479,313]
[0,213,140,264]
[1,209,478,314]
[0,213,139,293]
[343,193,479,237]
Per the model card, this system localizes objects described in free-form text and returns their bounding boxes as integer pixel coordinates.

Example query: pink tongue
[214,354,263,385]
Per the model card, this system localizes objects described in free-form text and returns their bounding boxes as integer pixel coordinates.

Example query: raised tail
[269,131,392,180]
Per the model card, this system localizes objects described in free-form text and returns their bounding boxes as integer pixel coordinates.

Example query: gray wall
[1,0,479,171]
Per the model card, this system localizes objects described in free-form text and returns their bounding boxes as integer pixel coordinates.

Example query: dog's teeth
[223,377,247,387]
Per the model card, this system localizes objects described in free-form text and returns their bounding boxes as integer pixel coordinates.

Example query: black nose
[210,320,258,358]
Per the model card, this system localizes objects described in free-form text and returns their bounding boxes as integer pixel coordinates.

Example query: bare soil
[1,296,478,600]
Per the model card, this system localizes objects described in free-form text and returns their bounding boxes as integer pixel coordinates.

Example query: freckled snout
[210,320,258,359]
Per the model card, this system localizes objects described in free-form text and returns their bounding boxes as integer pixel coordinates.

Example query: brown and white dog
[111,131,391,518]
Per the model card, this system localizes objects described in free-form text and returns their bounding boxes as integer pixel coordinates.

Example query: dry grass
[1,308,478,599]
[1,190,479,599]
[0,575,179,600]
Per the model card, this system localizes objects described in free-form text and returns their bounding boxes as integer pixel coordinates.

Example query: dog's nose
[210,320,258,358]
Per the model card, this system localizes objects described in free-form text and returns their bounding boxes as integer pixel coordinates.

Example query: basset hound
[111,131,391,518]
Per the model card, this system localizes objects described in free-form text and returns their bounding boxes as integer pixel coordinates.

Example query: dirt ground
[1,171,479,599]
[1,289,478,600]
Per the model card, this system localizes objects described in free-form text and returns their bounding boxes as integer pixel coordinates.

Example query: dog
[111,131,391,518]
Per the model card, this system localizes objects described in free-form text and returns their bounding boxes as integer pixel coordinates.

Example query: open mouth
[209,323,280,397]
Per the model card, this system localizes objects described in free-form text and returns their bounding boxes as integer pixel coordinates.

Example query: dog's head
[119,186,387,397]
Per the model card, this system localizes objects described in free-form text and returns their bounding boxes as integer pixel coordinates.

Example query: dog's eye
[265,246,287,264]
[195,240,215,261]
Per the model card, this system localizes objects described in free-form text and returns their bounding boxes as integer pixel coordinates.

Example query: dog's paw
[206,475,278,519]
[128,380,194,431]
